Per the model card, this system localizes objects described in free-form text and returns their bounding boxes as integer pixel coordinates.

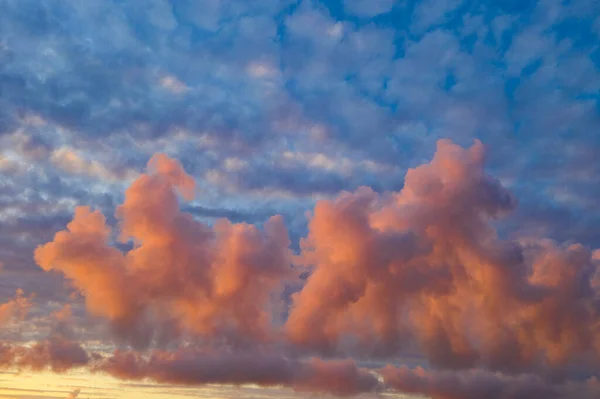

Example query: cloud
[0,0,290,150]
[0,0,599,395]
[343,0,396,18]
[11,138,600,396]
[0,289,34,325]
[66,389,80,399]
[1,0,597,260]
[0,338,90,372]
[159,75,188,94]
[50,146,138,182]
[285,139,600,372]
[32,140,600,374]
[380,366,600,399]
[96,350,380,397]
[2,341,600,399]
[35,153,292,349]
[411,0,464,33]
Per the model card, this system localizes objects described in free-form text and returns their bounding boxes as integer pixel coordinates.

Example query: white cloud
[281,151,392,176]
[246,61,279,79]
[160,75,188,94]
[343,0,397,18]
[412,0,463,33]
[223,157,248,172]
[50,147,138,182]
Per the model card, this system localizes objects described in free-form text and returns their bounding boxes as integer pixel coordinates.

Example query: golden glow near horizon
[0,371,413,399]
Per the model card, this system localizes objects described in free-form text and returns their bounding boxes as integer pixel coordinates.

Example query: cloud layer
[1,0,599,398]
[22,141,600,398]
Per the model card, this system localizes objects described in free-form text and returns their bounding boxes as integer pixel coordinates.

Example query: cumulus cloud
[67,388,80,399]
[35,153,292,348]
[27,140,600,397]
[286,139,600,372]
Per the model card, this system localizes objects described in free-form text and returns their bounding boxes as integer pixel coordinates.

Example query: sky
[0,0,599,398]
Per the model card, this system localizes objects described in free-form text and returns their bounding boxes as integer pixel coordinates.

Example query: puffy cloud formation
[30,140,600,397]
[1,0,599,395]
[35,154,292,348]
[287,139,600,371]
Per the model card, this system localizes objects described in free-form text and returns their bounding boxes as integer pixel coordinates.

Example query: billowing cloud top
[1,0,599,398]
[35,154,292,348]
[18,142,600,398]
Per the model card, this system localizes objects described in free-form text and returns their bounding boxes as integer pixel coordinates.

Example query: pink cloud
[0,338,90,372]
[29,140,600,397]
[286,139,600,372]
[35,154,292,348]
[0,289,33,326]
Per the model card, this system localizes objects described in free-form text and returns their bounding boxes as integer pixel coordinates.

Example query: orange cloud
[35,153,292,348]
[32,141,600,397]
[286,139,600,371]
[0,289,33,325]
[0,338,90,372]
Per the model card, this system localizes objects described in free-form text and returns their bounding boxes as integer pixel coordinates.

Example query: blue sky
[0,0,599,398]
